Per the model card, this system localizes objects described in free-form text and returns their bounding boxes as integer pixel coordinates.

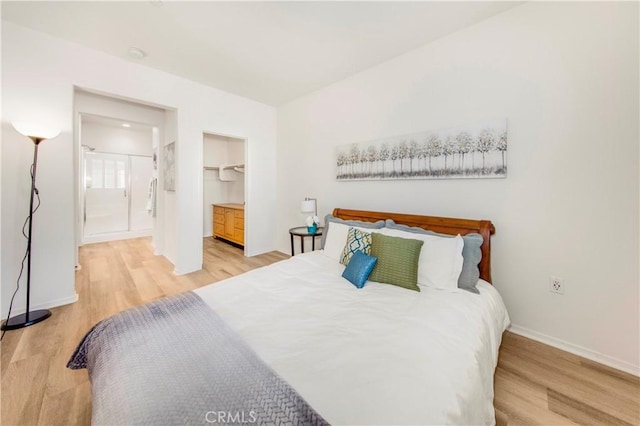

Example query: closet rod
[221,163,244,171]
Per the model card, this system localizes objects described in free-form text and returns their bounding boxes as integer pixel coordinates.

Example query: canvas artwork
[163,142,176,191]
[336,119,507,181]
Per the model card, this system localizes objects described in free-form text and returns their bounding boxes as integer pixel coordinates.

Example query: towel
[146,178,157,217]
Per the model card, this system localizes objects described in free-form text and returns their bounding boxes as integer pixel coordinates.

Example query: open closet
[203,133,246,248]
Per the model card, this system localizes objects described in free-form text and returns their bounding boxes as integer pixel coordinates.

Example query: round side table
[289,226,324,256]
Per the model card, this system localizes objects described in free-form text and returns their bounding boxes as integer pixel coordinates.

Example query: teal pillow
[340,227,372,266]
[369,233,423,291]
[385,220,483,294]
[342,250,378,289]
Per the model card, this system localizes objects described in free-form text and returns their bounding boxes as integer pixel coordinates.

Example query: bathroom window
[88,158,126,189]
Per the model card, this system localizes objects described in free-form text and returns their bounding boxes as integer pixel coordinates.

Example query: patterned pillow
[340,227,372,266]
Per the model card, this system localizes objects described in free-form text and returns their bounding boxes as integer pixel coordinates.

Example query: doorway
[202,132,247,256]
[79,113,156,244]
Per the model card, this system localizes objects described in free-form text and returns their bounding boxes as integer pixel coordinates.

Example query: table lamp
[301,197,318,233]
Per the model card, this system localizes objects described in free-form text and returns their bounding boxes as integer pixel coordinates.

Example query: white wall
[75,90,166,131]
[1,21,278,316]
[81,122,152,156]
[163,110,177,265]
[276,2,639,374]
[1,119,78,314]
[76,90,165,158]
[151,126,162,254]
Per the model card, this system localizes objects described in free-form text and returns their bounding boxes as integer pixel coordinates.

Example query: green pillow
[369,233,424,291]
[385,219,483,293]
[340,227,372,266]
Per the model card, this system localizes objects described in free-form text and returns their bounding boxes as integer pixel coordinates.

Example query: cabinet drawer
[213,222,224,236]
[214,212,225,224]
[234,217,244,230]
[234,209,244,219]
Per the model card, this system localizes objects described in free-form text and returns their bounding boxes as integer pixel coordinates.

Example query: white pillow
[380,228,464,290]
[322,222,350,261]
[322,223,382,262]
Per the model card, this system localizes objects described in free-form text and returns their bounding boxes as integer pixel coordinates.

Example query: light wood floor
[1,237,638,425]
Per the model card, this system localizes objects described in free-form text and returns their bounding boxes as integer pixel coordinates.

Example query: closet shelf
[222,163,244,171]
[204,163,245,181]
[203,163,244,172]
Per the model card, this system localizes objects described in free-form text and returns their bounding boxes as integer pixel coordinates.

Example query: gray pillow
[385,219,483,294]
[321,214,385,249]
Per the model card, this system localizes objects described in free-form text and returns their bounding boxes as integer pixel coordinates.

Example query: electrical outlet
[549,276,564,294]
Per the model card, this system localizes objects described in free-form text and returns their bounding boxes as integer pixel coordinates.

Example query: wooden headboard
[332,208,496,283]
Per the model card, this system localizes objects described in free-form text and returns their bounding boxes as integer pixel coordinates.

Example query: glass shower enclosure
[83,151,153,242]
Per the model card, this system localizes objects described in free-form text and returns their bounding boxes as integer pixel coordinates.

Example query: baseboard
[508,324,640,377]
[173,264,200,275]
[151,241,162,256]
[4,293,79,317]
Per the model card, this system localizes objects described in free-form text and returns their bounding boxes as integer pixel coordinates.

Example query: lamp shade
[12,122,60,140]
[301,199,316,213]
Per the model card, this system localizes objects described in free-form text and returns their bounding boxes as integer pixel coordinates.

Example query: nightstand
[289,226,324,256]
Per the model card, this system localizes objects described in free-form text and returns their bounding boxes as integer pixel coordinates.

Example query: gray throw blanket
[68,291,328,426]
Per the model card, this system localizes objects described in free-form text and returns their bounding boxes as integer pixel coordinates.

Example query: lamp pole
[25,137,42,324]
[2,135,52,330]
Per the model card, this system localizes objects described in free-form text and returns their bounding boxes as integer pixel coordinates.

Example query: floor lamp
[2,122,60,330]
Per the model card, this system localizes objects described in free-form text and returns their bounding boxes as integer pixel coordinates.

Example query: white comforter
[195,251,510,425]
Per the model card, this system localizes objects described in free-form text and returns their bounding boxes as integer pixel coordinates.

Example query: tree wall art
[336,119,507,181]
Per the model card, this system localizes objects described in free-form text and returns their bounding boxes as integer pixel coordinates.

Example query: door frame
[73,88,169,272]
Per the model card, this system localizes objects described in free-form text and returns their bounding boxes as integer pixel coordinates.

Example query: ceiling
[2,1,521,106]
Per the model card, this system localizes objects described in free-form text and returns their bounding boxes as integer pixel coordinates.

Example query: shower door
[84,152,153,239]
[84,152,129,236]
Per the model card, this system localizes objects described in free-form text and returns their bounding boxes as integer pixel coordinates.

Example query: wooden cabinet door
[234,227,244,245]
[224,209,235,238]
[213,221,224,237]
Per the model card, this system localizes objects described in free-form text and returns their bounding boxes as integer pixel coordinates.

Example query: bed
[69,208,510,425]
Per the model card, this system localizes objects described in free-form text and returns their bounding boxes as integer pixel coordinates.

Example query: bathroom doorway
[80,114,155,244]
